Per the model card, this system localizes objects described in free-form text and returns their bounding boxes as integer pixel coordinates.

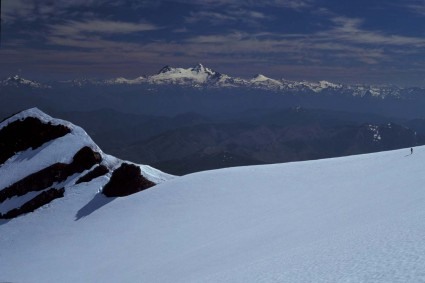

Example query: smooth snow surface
[1,147,425,282]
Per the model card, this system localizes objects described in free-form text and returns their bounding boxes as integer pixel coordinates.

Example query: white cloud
[405,0,425,16]
[179,13,425,67]
[322,16,425,46]
[186,9,268,26]
[1,0,35,22]
[1,0,135,23]
[176,0,313,9]
[50,20,159,36]
[0,0,312,24]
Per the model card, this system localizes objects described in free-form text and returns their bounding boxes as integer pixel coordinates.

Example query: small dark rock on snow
[76,165,109,184]
[102,163,155,197]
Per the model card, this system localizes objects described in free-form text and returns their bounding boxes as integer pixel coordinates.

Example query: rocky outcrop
[70,146,102,173]
[0,108,171,220]
[103,163,155,197]
[76,165,109,184]
[0,117,71,165]
[0,146,102,202]
[0,188,65,219]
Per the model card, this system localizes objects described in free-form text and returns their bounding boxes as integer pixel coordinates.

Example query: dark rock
[102,163,155,197]
[70,146,102,172]
[0,146,102,202]
[0,117,71,165]
[1,188,65,219]
[76,165,109,184]
[0,163,67,203]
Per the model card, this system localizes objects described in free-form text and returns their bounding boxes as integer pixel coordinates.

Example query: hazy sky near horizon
[1,0,425,86]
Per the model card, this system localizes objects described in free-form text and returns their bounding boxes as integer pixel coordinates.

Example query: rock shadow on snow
[0,219,11,226]
[75,193,116,221]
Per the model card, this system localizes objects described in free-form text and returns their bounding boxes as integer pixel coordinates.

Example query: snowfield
[1,146,425,282]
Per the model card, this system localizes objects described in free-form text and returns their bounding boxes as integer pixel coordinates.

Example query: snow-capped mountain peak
[157,65,174,74]
[251,74,271,82]
[191,63,215,75]
[156,63,215,76]
[250,74,283,89]
[148,63,221,85]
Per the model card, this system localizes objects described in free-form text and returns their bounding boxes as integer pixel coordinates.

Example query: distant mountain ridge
[1,75,51,89]
[88,107,419,175]
[104,63,406,98]
[2,64,421,99]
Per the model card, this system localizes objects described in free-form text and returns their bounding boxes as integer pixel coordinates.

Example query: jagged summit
[191,63,215,75]
[147,63,222,85]
[158,63,214,74]
[192,63,205,71]
[158,65,174,74]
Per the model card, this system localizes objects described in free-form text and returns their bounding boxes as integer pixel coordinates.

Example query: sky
[1,0,425,86]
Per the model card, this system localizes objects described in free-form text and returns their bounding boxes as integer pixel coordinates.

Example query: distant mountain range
[47,107,422,175]
[109,108,421,175]
[1,75,51,89]
[2,63,424,99]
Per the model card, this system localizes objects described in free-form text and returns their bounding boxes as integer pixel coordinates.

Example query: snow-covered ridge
[0,107,79,130]
[250,74,283,89]
[148,63,220,85]
[0,108,173,219]
[106,63,224,86]
[102,64,409,97]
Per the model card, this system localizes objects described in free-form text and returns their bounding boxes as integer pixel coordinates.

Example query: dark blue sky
[1,0,425,86]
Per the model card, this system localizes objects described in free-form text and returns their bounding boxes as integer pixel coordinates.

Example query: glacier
[1,142,425,282]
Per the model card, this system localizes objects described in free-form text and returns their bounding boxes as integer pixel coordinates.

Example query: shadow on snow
[75,193,116,221]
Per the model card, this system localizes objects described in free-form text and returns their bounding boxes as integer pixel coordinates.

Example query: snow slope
[1,146,425,282]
